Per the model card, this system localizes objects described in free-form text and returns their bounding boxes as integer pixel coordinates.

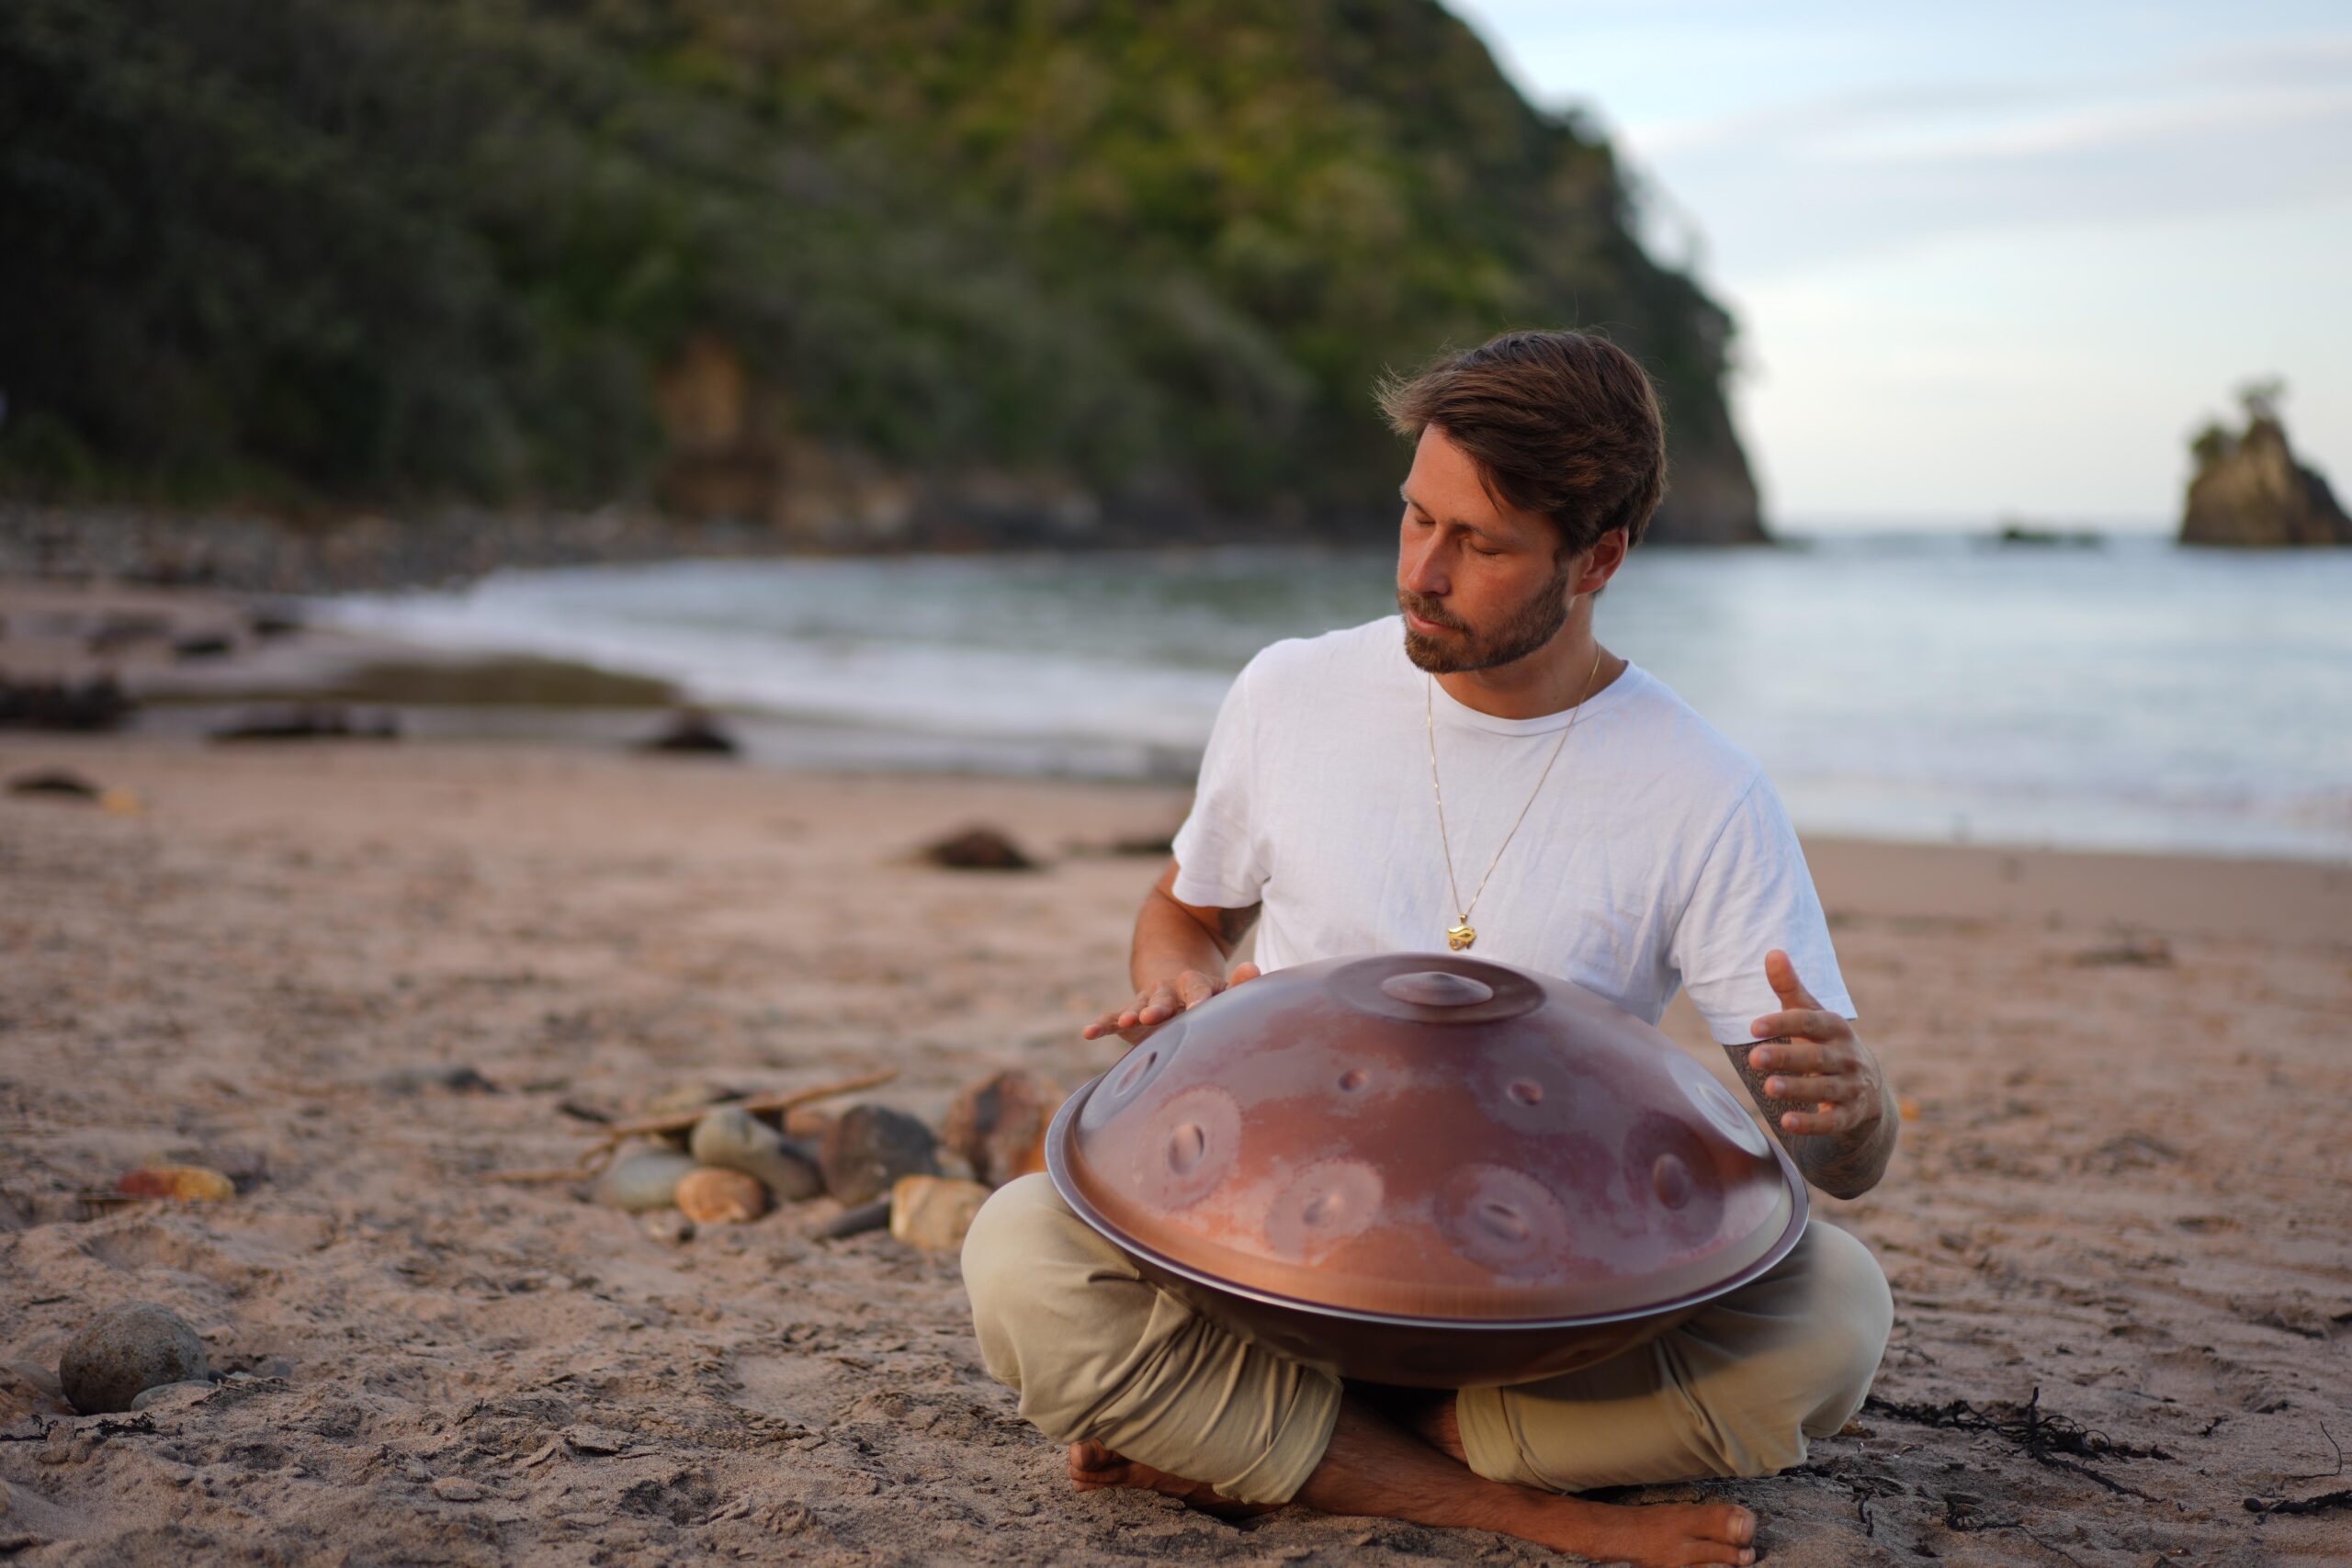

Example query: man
[963,330,1898,1567]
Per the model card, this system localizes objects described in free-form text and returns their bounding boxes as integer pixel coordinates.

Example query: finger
[1745,1037,1836,1074]
[1175,970,1221,1010]
[1764,949,1823,1011]
[1750,1007,1847,1043]
[1761,1073,1857,1105]
[1779,1104,1856,1136]
[1133,982,1181,1024]
[1080,1010,1127,1041]
[1229,962,1263,986]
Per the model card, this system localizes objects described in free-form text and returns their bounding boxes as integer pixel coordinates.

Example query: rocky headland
[2179,400,2350,547]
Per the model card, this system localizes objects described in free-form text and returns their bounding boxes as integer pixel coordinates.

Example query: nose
[1400,531,1449,599]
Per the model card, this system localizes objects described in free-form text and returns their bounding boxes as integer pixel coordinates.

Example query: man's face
[1396,425,1576,675]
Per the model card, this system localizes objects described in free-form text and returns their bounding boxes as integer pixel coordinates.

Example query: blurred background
[3,0,2346,859]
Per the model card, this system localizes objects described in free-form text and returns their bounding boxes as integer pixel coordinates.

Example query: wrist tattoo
[1215,903,1261,951]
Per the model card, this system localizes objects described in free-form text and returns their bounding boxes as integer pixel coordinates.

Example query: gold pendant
[1447,922,1476,952]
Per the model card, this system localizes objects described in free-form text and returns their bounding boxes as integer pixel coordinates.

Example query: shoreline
[8,571,2349,868]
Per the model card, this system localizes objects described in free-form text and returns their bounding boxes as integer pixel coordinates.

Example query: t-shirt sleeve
[1169,660,1269,909]
[1668,772,1856,1043]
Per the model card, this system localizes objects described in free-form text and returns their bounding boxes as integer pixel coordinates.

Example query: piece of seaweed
[2244,1489,2352,1516]
[1864,1387,2166,1498]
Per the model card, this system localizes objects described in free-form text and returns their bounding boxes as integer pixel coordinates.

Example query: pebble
[431,1476,485,1502]
[674,1167,768,1224]
[129,1380,215,1412]
[690,1106,823,1202]
[639,1211,695,1246]
[59,1302,209,1415]
[942,1070,1063,1186]
[888,1176,992,1251]
[637,707,740,755]
[819,1104,939,1205]
[919,825,1037,871]
[595,1149,699,1213]
[115,1165,235,1201]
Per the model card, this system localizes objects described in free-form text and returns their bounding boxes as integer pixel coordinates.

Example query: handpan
[1046,952,1807,1387]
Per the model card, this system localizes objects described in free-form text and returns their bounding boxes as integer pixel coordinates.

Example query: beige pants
[963,1173,1892,1506]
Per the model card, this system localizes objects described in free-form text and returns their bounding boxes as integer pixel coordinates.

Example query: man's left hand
[1745,949,1885,1136]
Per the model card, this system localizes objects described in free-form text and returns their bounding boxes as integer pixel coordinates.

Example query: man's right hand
[1082,963,1262,1045]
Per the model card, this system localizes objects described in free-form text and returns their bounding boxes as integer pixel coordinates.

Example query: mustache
[1396,588,1465,631]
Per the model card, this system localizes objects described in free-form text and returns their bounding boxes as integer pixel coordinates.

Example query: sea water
[321,533,2352,863]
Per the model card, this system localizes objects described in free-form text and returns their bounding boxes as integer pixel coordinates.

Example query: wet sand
[4,581,2350,1565]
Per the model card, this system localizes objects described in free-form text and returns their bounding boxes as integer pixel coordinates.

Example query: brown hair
[1377,330,1667,553]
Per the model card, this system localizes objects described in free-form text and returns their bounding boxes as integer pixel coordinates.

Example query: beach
[4,585,2351,1565]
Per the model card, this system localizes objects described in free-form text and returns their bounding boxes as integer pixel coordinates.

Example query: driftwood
[586,1068,897,1149]
[484,1067,896,1184]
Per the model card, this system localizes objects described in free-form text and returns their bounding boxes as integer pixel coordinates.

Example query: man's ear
[1571,528,1631,596]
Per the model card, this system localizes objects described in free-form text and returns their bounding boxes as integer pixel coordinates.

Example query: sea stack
[2179,389,2351,547]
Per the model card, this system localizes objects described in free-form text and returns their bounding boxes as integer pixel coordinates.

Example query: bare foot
[1504,1492,1757,1566]
[1067,1440,1280,1520]
[1295,1398,1758,1567]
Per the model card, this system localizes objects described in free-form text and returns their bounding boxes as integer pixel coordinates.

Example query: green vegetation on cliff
[0,0,1760,542]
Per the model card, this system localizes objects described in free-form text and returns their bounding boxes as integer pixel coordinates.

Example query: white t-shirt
[1170,616,1855,1043]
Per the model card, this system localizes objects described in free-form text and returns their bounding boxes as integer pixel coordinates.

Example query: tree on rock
[2179,380,2351,547]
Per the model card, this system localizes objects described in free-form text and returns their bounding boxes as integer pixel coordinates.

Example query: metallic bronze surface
[1046,952,1807,1387]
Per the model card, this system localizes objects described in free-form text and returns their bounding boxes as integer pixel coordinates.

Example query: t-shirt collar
[1396,624,1647,736]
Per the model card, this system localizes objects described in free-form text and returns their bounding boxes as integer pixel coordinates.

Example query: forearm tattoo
[1720,1039,1898,1201]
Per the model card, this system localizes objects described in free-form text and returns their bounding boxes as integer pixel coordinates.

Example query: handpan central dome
[1046,953,1806,1386]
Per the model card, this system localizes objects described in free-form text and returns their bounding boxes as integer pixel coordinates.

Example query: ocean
[319,533,2352,863]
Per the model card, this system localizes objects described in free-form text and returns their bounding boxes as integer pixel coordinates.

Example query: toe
[1713,1504,1756,1544]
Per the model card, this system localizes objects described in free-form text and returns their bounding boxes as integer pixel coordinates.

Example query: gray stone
[689,1105,823,1202]
[818,1104,939,1205]
[58,1303,208,1415]
[129,1380,214,1412]
[594,1149,698,1213]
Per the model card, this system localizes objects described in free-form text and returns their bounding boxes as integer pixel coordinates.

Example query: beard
[1398,557,1576,675]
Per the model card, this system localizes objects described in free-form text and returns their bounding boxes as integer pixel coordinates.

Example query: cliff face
[2180,415,2351,547]
[0,0,1764,547]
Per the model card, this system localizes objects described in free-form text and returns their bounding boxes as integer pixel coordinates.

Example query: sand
[4,582,2351,1566]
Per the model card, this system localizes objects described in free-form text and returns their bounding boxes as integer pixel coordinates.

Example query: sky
[1448,2,2352,529]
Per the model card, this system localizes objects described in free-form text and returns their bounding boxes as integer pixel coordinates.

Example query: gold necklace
[1425,644,1607,952]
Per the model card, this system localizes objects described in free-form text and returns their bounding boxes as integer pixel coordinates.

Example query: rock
[6,768,99,800]
[639,1211,696,1246]
[129,1380,214,1412]
[809,1198,891,1240]
[116,1165,236,1201]
[942,1070,1064,1187]
[595,1149,699,1213]
[636,706,739,755]
[2180,395,2352,547]
[888,1175,992,1251]
[920,825,1037,872]
[376,1065,498,1094]
[640,1081,742,1151]
[430,1476,485,1502]
[819,1104,940,1205]
[674,1167,768,1224]
[85,610,174,654]
[0,673,132,731]
[689,1105,823,1202]
[246,604,305,639]
[209,704,401,741]
[58,1303,209,1415]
